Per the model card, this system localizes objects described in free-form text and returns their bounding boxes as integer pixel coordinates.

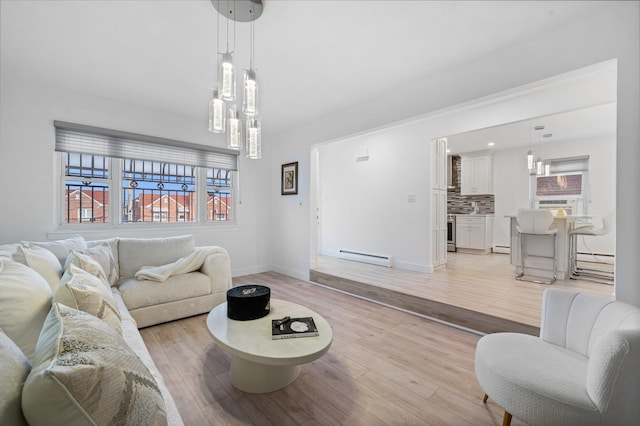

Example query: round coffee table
[206,298,333,393]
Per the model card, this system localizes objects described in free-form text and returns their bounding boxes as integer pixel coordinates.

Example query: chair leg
[502,411,512,426]
[483,393,489,403]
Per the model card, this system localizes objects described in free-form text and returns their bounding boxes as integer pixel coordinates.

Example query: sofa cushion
[22,303,167,426]
[86,238,119,285]
[22,235,87,267]
[0,259,52,361]
[53,264,122,334]
[0,243,20,259]
[118,235,195,279]
[17,245,63,291]
[0,329,31,426]
[118,271,211,310]
[64,250,110,288]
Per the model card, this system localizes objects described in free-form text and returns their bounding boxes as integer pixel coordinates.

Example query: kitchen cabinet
[456,215,494,254]
[461,154,493,195]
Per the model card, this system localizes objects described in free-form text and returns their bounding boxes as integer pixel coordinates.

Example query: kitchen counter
[506,215,585,280]
[453,214,494,217]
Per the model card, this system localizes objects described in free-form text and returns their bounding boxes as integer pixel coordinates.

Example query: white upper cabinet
[461,154,494,195]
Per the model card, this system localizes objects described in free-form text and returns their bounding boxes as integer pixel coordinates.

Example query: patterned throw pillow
[22,304,167,426]
[54,264,122,334]
[64,251,110,289]
[81,243,119,286]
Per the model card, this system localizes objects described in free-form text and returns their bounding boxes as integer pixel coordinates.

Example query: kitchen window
[532,156,589,216]
[56,121,239,226]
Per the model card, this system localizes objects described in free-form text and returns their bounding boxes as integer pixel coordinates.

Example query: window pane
[206,168,232,221]
[122,159,196,223]
[536,174,582,197]
[65,152,108,179]
[64,181,109,223]
[64,153,109,224]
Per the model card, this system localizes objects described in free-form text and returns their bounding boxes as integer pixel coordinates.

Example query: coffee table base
[230,356,301,393]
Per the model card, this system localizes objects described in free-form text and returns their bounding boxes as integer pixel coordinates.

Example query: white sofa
[0,234,233,425]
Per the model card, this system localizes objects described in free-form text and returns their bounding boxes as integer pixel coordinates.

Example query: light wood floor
[310,252,613,335]
[140,272,528,425]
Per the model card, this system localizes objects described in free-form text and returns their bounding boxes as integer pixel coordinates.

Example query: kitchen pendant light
[209,90,226,133]
[534,125,545,176]
[543,133,553,176]
[227,105,241,150]
[527,150,534,171]
[246,116,261,159]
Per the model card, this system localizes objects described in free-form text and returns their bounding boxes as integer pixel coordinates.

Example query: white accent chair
[475,288,640,426]
[569,211,615,284]
[515,208,558,284]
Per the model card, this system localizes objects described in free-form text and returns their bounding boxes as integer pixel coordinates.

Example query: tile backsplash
[447,155,495,215]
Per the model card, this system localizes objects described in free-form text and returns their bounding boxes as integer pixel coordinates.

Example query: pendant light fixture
[246,116,261,159]
[209,90,226,133]
[534,125,544,176]
[209,0,264,157]
[526,121,536,174]
[227,105,241,150]
[243,11,259,116]
[543,133,552,176]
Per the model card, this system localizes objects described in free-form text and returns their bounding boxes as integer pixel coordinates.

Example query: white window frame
[57,153,238,229]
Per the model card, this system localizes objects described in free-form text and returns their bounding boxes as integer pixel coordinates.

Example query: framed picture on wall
[281,162,298,195]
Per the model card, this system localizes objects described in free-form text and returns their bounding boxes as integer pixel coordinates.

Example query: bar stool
[569,211,614,284]
[515,208,557,285]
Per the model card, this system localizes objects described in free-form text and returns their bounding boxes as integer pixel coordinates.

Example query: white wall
[493,135,617,255]
[0,77,272,277]
[317,122,432,272]
[270,4,640,306]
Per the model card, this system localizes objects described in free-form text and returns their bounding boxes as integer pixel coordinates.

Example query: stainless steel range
[447,214,456,252]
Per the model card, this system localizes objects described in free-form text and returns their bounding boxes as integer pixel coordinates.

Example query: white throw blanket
[134,247,225,282]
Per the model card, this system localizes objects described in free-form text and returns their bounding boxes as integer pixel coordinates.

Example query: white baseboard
[493,245,511,255]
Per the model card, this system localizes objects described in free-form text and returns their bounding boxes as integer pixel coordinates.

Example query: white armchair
[475,288,640,426]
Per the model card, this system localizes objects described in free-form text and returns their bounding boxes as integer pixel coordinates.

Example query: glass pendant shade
[208,90,226,133]
[218,53,236,101]
[227,106,241,150]
[245,116,261,159]
[536,159,543,176]
[544,161,551,176]
[527,151,534,170]
[243,69,259,116]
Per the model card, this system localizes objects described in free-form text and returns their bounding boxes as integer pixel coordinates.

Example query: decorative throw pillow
[0,329,31,426]
[64,251,110,289]
[22,304,167,426]
[0,259,53,362]
[23,235,87,269]
[81,243,119,286]
[17,245,63,291]
[54,264,121,334]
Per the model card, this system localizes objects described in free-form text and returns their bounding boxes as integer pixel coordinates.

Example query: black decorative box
[226,285,271,320]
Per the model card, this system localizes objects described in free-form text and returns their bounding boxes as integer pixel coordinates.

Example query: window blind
[54,121,238,171]
[549,155,589,174]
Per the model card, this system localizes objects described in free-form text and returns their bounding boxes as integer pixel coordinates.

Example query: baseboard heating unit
[338,250,392,268]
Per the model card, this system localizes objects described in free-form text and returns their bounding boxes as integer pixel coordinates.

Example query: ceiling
[446,102,617,155]
[0,1,618,143]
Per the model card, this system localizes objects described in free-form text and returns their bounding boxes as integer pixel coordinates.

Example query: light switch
[408,194,416,203]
